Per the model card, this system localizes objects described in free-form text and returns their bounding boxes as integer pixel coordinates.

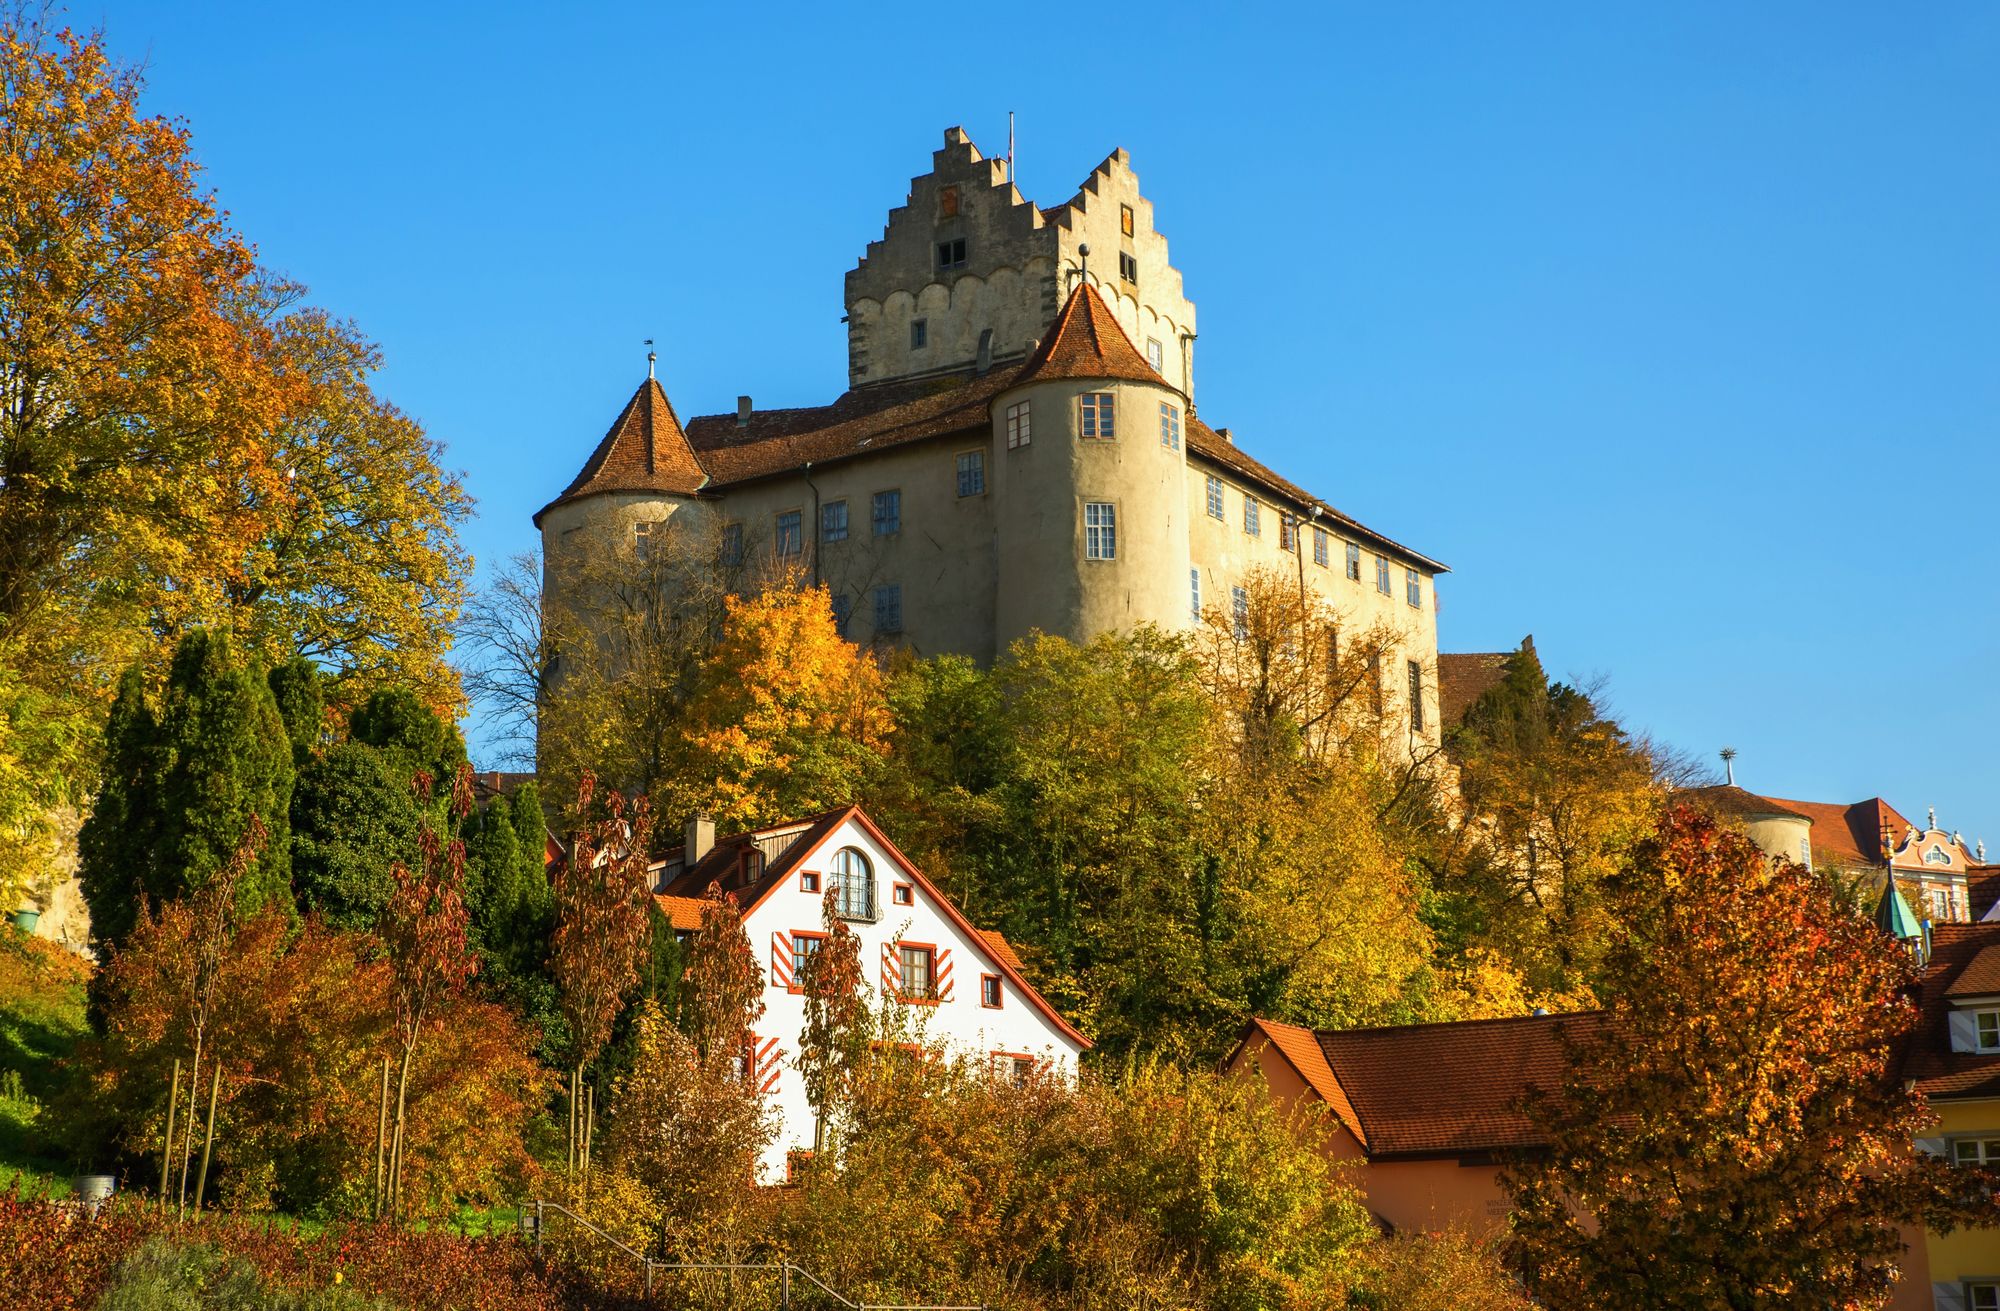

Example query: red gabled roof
[1013,280,1173,391]
[1903,922,2000,1100]
[1762,796,1913,867]
[1235,1017,1369,1148]
[536,376,708,524]
[1312,1012,1602,1158]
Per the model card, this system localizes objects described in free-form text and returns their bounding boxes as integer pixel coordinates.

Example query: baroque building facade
[537,127,1447,745]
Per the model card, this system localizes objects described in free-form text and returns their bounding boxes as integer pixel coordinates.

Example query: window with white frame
[1206,475,1224,519]
[1375,556,1392,594]
[1005,400,1032,450]
[1405,567,1421,608]
[1978,1008,2000,1051]
[821,500,848,543]
[1146,338,1164,372]
[1159,401,1180,450]
[790,932,824,983]
[956,450,985,497]
[776,510,802,558]
[1243,498,1260,537]
[1231,586,1249,640]
[1084,502,1116,560]
[1189,568,1201,624]
[1118,251,1139,284]
[874,584,903,635]
[1972,1284,2000,1311]
[1953,1137,2000,1166]
[1345,541,1361,581]
[1313,527,1329,567]
[899,944,936,1001]
[1278,515,1295,552]
[833,847,875,920]
[1080,392,1115,439]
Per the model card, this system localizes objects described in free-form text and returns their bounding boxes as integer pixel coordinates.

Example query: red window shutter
[771,930,792,990]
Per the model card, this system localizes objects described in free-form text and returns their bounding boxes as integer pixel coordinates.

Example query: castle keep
[537,127,1448,745]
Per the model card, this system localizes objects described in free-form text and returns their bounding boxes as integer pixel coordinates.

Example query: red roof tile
[979,930,1023,973]
[1903,922,2000,1099]
[1438,650,1513,728]
[1972,865,2000,922]
[1762,796,1913,867]
[1678,785,1812,824]
[1312,1012,1603,1158]
[1239,1017,1369,1147]
[537,377,708,524]
[1945,944,2000,999]
[1013,280,1173,391]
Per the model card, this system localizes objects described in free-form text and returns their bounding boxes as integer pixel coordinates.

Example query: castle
[536,127,1447,745]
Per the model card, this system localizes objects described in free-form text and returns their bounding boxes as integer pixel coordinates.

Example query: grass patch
[0,930,91,1186]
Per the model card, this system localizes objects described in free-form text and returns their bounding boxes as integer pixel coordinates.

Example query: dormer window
[937,238,967,271]
[1981,1009,2000,1052]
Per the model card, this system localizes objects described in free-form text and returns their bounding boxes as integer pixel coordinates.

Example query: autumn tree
[683,882,766,1069]
[550,773,656,1187]
[377,764,478,1219]
[1505,806,2000,1308]
[794,886,869,1155]
[79,629,293,952]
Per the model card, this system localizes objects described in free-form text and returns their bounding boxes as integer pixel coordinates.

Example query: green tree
[1505,806,2000,1308]
[266,654,326,768]
[78,629,293,953]
[289,741,422,929]
[348,686,466,786]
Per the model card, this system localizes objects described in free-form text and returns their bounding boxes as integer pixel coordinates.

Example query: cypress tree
[290,741,422,928]
[267,655,326,769]
[78,665,164,950]
[348,686,466,785]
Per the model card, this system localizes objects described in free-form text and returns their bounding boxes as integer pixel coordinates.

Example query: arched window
[833,848,876,921]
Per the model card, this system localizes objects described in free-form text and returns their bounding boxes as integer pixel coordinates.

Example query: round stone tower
[990,277,1192,652]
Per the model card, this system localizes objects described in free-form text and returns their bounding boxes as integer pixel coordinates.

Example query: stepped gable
[536,377,708,524]
[1014,279,1171,390]
[1903,923,2000,1098]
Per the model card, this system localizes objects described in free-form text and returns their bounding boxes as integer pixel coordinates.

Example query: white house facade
[650,805,1090,1179]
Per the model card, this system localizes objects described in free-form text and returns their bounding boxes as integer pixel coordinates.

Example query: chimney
[975,328,993,375]
[736,395,752,427]
[1216,427,1234,445]
[686,812,715,864]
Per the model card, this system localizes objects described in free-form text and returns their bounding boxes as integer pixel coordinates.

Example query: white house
[650,804,1090,1179]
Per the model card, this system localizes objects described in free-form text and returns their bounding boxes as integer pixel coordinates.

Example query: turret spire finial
[645,339,656,380]
[1718,746,1737,787]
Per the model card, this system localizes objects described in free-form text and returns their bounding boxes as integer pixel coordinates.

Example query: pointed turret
[1014,280,1177,392]
[534,375,708,526]
[1875,877,1926,944]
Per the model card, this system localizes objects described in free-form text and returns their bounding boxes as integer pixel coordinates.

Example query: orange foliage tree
[1505,806,2000,1308]
[795,885,868,1155]
[663,584,893,828]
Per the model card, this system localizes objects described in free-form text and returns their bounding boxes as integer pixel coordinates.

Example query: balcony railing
[835,878,877,923]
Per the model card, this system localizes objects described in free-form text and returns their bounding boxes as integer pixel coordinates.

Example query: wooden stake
[177,1041,202,1213]
[373,1055,390,1220]
[583,1083,596,1206]
[159,1058,182,1208]
[192,1063,221,1212]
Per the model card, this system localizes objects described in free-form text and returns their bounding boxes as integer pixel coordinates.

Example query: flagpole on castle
[1008,111,1015,184]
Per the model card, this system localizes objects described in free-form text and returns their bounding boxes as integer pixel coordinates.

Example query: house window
[829,592,852,636]
[1190,568,1201,623]
[1243,498,1260,537]
[938,185,960,218]
[1118,251,1139,284]
[1405,567,1421,608]
[899,944,936,1001]
[1159,402,1180,450]
[937,238,966,270]
[874,584,903,635]
[1408,660,1425,733]
[1146,338,1164,371]
[1005,400,1032,449]
[1977,1009,2000,1052]
[1231,586,1249,640]
[1080,392,1115,439]
[790,931,825,985]
[1345,541,1361,581]
[1313,527,1329,567]
[821,500,848,543]
[892,882,914,906]
[872,489,901,536]
[721,522,744,567]
[1376,556,1392,595]
[1120,203,1135,237]
[1972,1286,2000,1311]
[633,520,661,560]
[1084,502,1117,560]
[980,974,1002,1008]
[799,870,820,894]
[1279,515,1295,552]
[1953,1137,2000,1166]
[833,847,875,920]
[776,510,802,558]
[1206,475,1224,519]
[956,450,986,497]
[910,319,927,350]
[993,1053,1035,1088]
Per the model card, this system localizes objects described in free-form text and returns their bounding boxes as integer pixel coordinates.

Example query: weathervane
[645,338,656,380]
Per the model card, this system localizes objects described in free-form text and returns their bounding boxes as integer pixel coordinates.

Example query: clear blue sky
[82,3,1999,837]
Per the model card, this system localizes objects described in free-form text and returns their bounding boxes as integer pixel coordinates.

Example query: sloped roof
[1013,280,1173,390]
[979,930,1023,973]
[1903,923,2000,1099]
[1236,1017,1368,1148]
[1679,785,1812,825]
[1312,1012,1602,1158]
[1944,943,2000,999]
[1762,796,1912,868]
[1973,865,2000,923]
[536,377,708,524]
[1438,651,1513,728]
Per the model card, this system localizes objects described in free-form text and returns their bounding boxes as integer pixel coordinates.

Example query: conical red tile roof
[1014,280,1177,391]
[536,376,708,524]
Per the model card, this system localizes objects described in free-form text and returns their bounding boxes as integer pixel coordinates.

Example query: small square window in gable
[1118,252,1139,285]
[799,870,820,894]
[937,238,967,271]
[892,882,914,906]
[980,974,1002,1008]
